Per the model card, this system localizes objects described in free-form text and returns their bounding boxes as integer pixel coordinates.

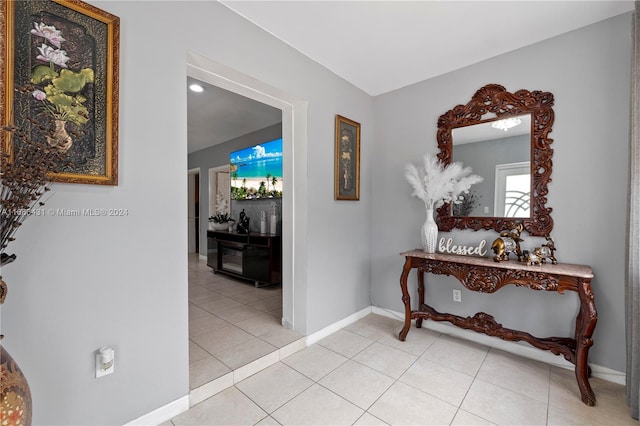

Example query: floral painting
[2,0,119,185]
[334,115,360,200]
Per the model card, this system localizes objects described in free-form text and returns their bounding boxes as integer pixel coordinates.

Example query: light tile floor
[188,253,302,390]
[175,302,636,426]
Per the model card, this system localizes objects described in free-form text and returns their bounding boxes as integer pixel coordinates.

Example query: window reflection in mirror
[451,114,531,218]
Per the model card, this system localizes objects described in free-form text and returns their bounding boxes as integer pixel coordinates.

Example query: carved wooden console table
[399,250,597,406]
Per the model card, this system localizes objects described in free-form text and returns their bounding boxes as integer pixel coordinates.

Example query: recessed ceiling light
[189,83,204,93]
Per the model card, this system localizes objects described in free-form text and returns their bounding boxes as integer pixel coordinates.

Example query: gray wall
[188,124,282,246]
[371,13,631,372]
[1,1,373,424]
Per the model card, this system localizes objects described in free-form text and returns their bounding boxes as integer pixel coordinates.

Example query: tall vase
[421,208,438,253]
[0,261,33,425]
[0,344,33,425]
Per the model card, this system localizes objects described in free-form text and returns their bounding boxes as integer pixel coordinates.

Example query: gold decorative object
[533,235,558,265]
[491,223,524,262]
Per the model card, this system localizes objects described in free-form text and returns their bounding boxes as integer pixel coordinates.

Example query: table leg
[399,257,413,341]
[575,278,598,406]
[416,269,425,328]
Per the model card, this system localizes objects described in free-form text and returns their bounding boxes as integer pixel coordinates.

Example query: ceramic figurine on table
[491,223,524,262]
[236,210,250,234]
[533,235,558,264]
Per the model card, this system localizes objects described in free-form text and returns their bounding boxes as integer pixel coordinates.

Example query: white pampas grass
[405,153,483,210]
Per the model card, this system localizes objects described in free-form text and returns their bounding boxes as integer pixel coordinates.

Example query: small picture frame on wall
[1,0,120,185]
[334,115,360,200]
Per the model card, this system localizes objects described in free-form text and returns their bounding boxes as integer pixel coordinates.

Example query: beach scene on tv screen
[230,138,283,199]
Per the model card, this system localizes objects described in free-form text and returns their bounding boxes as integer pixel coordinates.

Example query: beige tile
[278,337,306,359]
[229,287,281,304]
[352,412,389,425]
[548,366,636,425]
[353,341,417,379]
[317,329,374,358]
[249,295,283,313]
[376,325,439,356]
[399,358,473,406]
[319,360,394,410]
[257,327,304,348]
[188,314,229,338]
[236,313,286,336]
[450,409,496,425]
[191,324,254,355]
[188,340,209,365]
[214,337,278,370]
[174,387,267,425]
[271,383,363,425]
[267,307,282,319]
[214,305,265,324]
[198,297,245,314]
[233,351,280,383]
[282,344,348,381]
[421,334,488,376]
[189,356,232,389]
[189,372,234,406]
[476,349,550,403]
[461,379,547,425]
[345,314,402,340]
[214,283,257,296]
[188,304,211,321]
[188,286,225,304]
[236,362,314,413]
[254,416,281,425]
[368,381,457,425]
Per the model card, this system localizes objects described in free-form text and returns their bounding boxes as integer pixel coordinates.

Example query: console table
[398,250,597,406]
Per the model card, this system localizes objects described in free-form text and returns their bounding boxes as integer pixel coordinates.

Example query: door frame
[187,52,308,334]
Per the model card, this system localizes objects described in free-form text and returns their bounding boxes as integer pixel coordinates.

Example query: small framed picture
[334,115,360,200]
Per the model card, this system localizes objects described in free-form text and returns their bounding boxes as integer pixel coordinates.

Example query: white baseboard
[199,254,207,261]
[306,306,373,346]
[124,395,190,426]
[372,306,626,386]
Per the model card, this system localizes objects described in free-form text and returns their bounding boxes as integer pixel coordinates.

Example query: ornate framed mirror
[436,84,554,236]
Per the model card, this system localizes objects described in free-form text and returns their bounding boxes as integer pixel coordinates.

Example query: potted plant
[209,191,234,231]
[209,213,234,231]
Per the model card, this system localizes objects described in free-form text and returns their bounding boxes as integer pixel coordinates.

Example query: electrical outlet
[453,289,462,302]
[96,347,115,378]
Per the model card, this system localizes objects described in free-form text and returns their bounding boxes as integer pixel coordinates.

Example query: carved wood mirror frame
[436,84,555,236]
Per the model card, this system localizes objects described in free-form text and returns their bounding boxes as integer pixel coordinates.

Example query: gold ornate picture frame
[1,0,120,185]
[334,115,360,200]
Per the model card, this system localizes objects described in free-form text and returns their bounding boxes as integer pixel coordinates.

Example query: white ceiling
[188,0,634,152]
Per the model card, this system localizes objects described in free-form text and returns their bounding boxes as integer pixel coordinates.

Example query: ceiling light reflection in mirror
[452,113,531,218]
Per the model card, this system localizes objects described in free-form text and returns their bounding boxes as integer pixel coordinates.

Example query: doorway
[187,51,308,334]
[185,53,308,401]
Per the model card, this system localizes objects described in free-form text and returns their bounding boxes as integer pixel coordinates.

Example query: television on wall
[230,138,283,199]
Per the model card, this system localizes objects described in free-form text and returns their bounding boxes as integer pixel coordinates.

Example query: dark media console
[207,230,281,287]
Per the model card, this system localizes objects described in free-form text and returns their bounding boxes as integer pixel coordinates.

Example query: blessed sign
[438,238,488,257]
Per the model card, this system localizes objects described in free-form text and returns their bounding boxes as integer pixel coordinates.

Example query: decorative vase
[211,222,228,231]
[46,119,72,153]
[0,344,33,426]
[421,208,438,253]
